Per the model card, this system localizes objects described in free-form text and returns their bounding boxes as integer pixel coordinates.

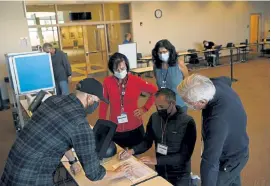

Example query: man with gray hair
[43,43,72,95]
[177,74,249,186]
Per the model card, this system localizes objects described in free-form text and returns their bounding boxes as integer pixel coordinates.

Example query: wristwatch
[69,157,78,165]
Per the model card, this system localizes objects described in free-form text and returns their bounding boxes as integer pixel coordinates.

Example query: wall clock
[155,9,162,19]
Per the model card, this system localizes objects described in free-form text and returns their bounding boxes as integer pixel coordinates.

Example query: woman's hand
[134,107,146,118]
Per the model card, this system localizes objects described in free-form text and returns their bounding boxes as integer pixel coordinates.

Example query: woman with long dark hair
[99,52,158,148]
[152,39,189,112]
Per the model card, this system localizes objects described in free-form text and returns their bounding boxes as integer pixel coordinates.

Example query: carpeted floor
[0,57,269,185]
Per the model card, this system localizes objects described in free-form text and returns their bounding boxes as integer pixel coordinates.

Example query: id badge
[157,143,168,155]
[161,81,166,89]
[117,113,128,124]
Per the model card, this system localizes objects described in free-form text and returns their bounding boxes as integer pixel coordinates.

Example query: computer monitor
[93,119,117,160]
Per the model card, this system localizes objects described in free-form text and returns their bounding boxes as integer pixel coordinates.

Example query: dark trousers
[217,153,249,186]
[170,173,191,186]
[156,163,192,186]
[113,125,145,149]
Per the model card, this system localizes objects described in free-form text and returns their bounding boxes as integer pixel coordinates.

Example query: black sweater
[133,106,196,173]
[201,77,249,186]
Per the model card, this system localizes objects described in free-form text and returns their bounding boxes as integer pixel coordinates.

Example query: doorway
[250,14,261,52]
[83,25,107,74]
[60,26,87,82]
[59,25,108,81]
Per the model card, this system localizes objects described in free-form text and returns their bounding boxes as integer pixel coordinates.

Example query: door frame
[249,13,262,42]
[249,13,262,52]
[83,24,108,74]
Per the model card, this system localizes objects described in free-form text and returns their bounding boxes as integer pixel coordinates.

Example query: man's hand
[70,162,81,175]
[134,107,146,118]
[113,163,132,179]
[139,156,157,165]
[119,149,134,160]
[68,76,72,83]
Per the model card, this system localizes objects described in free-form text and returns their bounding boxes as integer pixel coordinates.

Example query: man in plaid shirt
[0,78,129,186]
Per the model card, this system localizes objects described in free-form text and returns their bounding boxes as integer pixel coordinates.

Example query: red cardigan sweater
[99,74,158,132]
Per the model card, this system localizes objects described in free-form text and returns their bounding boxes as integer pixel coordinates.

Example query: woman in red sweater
[99,53,158,148]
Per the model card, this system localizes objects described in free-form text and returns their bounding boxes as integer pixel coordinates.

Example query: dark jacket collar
[68,93,86,117]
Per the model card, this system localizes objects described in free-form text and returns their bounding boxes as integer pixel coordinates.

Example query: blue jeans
[56,81,69,95]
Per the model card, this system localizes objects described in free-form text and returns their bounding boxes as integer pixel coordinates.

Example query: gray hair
[177,74,216,103]
[42,43,53,51]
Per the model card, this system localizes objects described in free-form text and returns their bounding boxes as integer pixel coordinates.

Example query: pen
[120,148,128,159]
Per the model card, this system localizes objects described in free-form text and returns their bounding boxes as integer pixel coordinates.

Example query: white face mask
[114,70,127,79]
[159,53,169,62]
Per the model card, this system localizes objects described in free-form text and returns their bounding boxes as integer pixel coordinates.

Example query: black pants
[217,152,249,186]
[113,125,145,149]
[156,163,192,186]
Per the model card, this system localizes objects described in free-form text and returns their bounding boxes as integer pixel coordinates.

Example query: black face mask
[85,101,99,115]
[157,109,168,120]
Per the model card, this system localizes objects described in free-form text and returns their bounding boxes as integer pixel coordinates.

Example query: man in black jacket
[119,88,197,185]
[177,74,249,186]
[43,43,72,95]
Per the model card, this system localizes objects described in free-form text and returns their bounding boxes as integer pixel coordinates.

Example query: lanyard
[117,78,128,113]
[160,118,169,144]
[161,68,169,82]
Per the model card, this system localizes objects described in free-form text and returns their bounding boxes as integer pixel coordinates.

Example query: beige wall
[0,1,31,100]
[131,1,270,56]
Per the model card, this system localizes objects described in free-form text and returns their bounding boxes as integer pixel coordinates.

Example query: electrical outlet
[149,41,151,44]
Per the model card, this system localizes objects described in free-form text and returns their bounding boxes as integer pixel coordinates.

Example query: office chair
[214,45,222,65]
[137,53,145,68]
[239,42,248,62]
[260,39,270,57]
[226,43,235,48]
[187,49,199,64]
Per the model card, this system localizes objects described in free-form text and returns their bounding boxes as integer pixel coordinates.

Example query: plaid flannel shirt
[0,94,106,186]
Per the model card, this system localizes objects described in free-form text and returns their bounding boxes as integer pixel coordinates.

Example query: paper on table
[112,158,154,184]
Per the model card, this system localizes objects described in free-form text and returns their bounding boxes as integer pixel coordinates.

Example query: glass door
[83,25,108,74]
[60,26,87,82]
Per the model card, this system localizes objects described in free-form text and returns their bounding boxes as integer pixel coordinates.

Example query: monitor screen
[69,12,92,21]
[13,53,55,94]
[93,119,117,159]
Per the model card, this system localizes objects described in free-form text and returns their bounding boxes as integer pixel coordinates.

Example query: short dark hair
[155,88,176,103]
[108,52,130,73]
[203,40,208,44]
[152,39,178,69]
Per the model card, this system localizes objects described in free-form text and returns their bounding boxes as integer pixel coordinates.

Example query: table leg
[230,49,238,82]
